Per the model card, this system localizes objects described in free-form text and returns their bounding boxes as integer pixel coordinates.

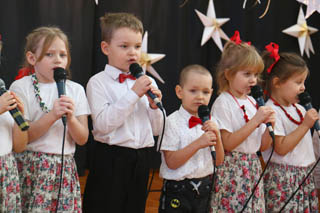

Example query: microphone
[251,85,275,138]
[298,92,320,136]
[0,78,29,131]
[129,63,163,110]
[198,105,216,160]
[53,67,67,126]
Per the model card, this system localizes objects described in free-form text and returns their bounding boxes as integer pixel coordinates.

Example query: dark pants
[83,142,151,213]
[159,175,212,213]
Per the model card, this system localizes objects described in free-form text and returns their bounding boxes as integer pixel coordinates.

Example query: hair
[215,41,264,94]
[179,64,212,87]
[23,26,71,77]
[261,51,308,95]
[100,12,143,42]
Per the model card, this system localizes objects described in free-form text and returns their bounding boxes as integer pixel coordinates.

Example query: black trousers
[83,142,151,213]
[159,175,213,213]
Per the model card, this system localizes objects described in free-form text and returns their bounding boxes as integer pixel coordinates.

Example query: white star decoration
[195,0,230,51]
[282,7,318,58]
[297,0,320,19]
[95,0,98,5]
[139,31,165,84]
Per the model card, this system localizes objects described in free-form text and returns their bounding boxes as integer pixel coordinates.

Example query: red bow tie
[119,73,136,83]
[189,116,203,128]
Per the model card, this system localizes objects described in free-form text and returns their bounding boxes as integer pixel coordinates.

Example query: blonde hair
[215,41,264,94]
[23,26,71,77]
[261,51,308,95]
[100,12,143,42]
[179,64,212,87]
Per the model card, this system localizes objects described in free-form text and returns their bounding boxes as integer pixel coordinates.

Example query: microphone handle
[56,81,67,126]
[146,88,163,110]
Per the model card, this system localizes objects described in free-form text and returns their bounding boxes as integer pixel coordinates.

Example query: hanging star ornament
[282,7,318,58]
[139,31,165,84]
[195,0,230,51]
[297,0,320,19]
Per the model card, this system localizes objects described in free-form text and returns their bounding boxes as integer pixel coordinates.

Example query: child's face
[101,27,142,72]
[228,69,258,99]
[28,37,68,83]
[176,72,213,116]
[275,71,308,106]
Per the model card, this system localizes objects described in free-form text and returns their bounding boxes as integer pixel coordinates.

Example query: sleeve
[211,98,234,133]
[86,75,140,135]
[160,115,180,152]
[73,83,91,117]
[9,79,31,121]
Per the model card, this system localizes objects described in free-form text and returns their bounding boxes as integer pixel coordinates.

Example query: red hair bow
[15,67,35,80]
[265,42,280,74]
[230,30,251,45]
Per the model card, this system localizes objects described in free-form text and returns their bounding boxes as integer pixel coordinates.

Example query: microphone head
[129,63,143,78]
[198,105,210,122]
[298,92,311,105]
[53,67,67,82]
[251,85,263,99]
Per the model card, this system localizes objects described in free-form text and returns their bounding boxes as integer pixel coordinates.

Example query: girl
[10,26,91,212]
[0,88,28,212]
[261,42,319,212]
[210,31,275,212]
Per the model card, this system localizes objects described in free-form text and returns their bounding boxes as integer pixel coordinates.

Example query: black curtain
[1,0,319,173]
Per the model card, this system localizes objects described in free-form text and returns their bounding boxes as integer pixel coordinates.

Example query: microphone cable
[240,130,275,213]
[207,151,216,212]
[279,134,320,212]
[55,120,67,213]
[146,107,166,196]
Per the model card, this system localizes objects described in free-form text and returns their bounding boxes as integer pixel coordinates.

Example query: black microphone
[251,85,275,138]
[198,105,216,160]
[53,67,67,126]
[298,92,320,136]
[129,63,163,110]
[0,78,29,131]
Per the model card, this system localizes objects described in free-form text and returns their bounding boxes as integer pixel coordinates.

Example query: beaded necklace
[228,91,257,123]
[270,97,303,125]
[31,73,50,113]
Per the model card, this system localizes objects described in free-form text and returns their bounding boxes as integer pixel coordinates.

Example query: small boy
[158,64,224,213]
[83,12,164,212]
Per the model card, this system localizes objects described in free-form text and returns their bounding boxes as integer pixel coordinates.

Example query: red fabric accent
[15,67,35,80]
[188,116,203,128]
[118,73,136,83]
[265,42,280,74]
[230,30,251,46]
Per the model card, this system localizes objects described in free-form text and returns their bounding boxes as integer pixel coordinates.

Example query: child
[210,33,275,212]
[83,13,164,212]
[9,26,91,212]
[261,42,319,212]
[313,109,320,201]
[158,64,224,213]
[0,89,28,212]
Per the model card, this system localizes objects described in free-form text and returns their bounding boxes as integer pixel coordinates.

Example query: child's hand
[253,106,275,126]
[202,120,220,136]
[51,95,75,120]
[198,131,217,149]
[302,108,319,129]
[131,75,152,97]
[0,91,18,114]
[11,92,25,115]
[147,86,162,109]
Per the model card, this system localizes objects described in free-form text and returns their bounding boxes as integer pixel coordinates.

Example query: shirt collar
[104,64,128,81]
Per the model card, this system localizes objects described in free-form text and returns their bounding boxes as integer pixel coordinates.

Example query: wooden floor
[79,170,163,213]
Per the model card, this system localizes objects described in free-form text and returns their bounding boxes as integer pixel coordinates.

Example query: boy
[158,64,224,213]
[83,12,164,212]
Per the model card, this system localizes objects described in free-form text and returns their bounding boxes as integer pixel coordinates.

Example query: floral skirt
[0,153,21,213]
[264,162,318,212]
[210,151,265,213]
[15,151,82,213]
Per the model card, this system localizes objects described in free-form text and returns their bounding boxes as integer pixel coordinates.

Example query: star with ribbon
[282,7,318,58]
[297,0,320,19]
[139,31,165,84]
[195,0,230,51]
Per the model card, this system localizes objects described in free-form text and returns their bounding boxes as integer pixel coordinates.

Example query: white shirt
[262,99,315,167]
[0,111,14,156]
[211,92,266,154]
[159,106,213,181]
[86,64,163,149]
[10,76,91,154]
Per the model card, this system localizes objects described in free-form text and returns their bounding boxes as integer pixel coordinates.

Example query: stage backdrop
[0,0,319,173]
